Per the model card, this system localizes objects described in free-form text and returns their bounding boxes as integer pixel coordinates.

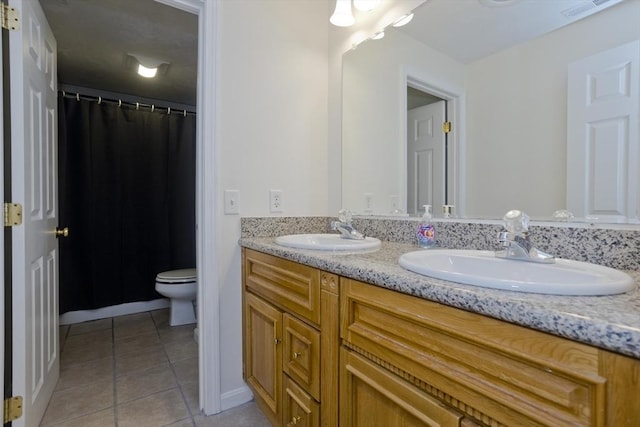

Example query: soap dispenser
[416,205,436,248]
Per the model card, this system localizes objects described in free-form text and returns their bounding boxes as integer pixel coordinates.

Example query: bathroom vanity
[241,236,640,427]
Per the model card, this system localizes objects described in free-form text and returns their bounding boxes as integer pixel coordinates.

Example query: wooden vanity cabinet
[242,249,339,427]
[340,278,640,427]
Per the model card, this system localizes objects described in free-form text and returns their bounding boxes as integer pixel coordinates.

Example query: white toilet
[155,268,197,326]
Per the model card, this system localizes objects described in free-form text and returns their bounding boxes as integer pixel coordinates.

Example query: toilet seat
[156,268,197,284]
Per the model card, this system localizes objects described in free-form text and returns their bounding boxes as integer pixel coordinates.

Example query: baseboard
[59,299,170,325]
[220,385,253,411]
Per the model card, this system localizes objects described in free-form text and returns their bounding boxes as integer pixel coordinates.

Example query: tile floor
[44,309,270,427]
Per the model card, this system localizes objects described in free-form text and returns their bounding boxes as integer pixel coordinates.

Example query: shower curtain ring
[76,93,80,101]
[136,102,139,110]
[98,96,102,104]
[183,110,186,117]
[151,105,155,112]
[167,107,171,115]
[118,99,122,108]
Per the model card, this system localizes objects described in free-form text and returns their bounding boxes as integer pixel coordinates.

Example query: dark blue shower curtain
[58,97,196,313]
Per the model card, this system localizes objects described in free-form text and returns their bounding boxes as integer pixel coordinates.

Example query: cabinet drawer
[283,314,321,401]
[283,375,320,427]
[341,278,606,427]
[245,249,321,325]
[340,347,464,426]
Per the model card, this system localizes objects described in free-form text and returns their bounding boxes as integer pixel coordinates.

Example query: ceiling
[39,0,198,106]
[399,0,625,63]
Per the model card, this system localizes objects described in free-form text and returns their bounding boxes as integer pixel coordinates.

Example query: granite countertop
[239,237,640,360]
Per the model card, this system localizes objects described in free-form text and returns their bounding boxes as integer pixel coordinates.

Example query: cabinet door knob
[274,338,281,345]
[293,352,302,359]
[290,416,302,425]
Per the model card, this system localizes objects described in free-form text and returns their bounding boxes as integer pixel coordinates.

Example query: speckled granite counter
[239,237,640,360]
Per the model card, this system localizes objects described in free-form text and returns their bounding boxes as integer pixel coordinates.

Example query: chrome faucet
[331,209,365,240]
[495,210,555,264]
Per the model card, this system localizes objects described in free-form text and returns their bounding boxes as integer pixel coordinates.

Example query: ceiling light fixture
[128,53,169,79]
[330,0,355,27]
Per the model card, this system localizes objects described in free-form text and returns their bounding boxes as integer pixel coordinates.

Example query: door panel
[9,0,59,425]
[567,40,640,222]
[407,101,446,216]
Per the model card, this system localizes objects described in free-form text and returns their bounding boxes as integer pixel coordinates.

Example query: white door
[9,0,59,426]
[407,101,446,216]
[567,40,640,223]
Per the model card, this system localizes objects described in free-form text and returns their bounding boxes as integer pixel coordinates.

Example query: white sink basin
[399,249,635,295]
[275,234,381,251]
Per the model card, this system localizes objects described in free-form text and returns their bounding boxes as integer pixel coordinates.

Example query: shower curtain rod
[59,90,196,116]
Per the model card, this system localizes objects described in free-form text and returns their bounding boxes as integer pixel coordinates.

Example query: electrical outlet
[224,190,239,214]
[270,189,283,213]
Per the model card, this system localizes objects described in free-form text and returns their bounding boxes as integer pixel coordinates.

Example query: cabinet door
[283,313,321,401]
[283,375,320,427]
[340,348,463,427]
[245,292,283,426]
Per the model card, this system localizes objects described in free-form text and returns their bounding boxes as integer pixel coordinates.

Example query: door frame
[154,0,220,415]
[402,68,466,218]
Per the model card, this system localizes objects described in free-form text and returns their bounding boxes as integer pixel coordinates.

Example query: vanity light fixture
[392,12,414,27]
[138,64,157,78]
[330,0,355,27]
[330,0,381,27]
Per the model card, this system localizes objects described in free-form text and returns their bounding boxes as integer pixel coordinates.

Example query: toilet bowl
[155,268,197,326]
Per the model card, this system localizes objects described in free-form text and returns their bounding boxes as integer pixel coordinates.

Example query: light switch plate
[224,190,239,214]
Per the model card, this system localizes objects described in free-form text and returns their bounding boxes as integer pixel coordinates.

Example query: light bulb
[354,0,380,12]
[392,13,414,27]
[137,64,158,78]
[330,0,354,27]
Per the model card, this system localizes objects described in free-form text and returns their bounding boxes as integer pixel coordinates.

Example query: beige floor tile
[47,408,115,427]
[114,316,157,340]
[158,324,197,345]
[115,346,169,377]
[151,308,170,329]
[114,331,163,357]
[56,356,113,391]
[68,318,112,336]
[164,339,198,363]
[172,357,198,385]
[61,340,113,366]
[193,402,270,427]
[63,329,112,350]
[166,419,196,427]
[41,380,114,426]
[180,381,200,413]
[116,363,176,403]
[116,388,189,427]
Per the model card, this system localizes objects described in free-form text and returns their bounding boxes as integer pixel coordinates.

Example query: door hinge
[3,396,23,424]
[1,4,20,31]
[4,203,23,226]
[442,121,452,133]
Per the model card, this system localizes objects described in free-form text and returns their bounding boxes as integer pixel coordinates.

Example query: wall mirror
[341,0,639,223]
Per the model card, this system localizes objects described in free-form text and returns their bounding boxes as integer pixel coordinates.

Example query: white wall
[216,0,329,403]
[465,0,640,218]
[214,0,425,406]
[342,28,464,214]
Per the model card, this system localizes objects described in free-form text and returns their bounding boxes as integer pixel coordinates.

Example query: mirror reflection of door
[407,87,446,216]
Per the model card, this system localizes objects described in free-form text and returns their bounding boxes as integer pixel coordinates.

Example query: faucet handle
[338,209,353,224]
[503,210,529,235]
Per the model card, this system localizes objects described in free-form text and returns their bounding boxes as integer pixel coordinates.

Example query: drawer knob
[290,416,302,425]
[293,352,302,359]
[274,338,281,345]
